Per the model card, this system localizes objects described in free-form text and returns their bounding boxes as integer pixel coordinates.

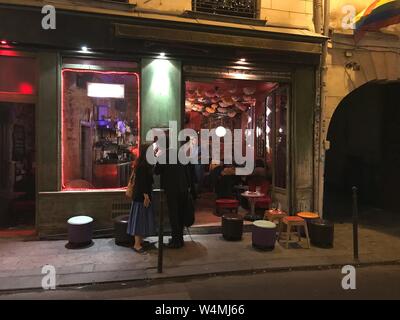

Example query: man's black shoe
[165,240,184,249]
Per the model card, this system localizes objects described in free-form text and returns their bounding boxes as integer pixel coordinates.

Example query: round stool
[114,215,134,246]
[222,214,244,241]
[216,199,240,216]
[252,220,277,251]
[67,216,93,248]
[296,212,319,237]
[310,219,334,248]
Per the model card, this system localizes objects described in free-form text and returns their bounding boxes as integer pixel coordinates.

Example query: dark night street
[1,264,399,300]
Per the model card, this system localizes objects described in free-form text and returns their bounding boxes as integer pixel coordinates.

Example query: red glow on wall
[61,68,140,191]
[19,82,34,95]
[0,50,21,57]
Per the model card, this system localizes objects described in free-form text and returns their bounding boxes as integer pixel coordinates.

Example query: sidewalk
[1,223,400,291]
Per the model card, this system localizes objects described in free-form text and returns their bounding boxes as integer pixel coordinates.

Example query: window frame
[60,58,141,192]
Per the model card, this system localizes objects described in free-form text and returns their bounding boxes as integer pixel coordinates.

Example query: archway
[323,81,400,222]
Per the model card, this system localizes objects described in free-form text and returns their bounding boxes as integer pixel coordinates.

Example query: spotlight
[159,52,166,58]
[216,126,227,138]
[81,46,89,53]
[1,40,8,45]
[240,58,246,62]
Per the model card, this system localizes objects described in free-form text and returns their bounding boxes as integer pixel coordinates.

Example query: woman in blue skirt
[127,144,156,254]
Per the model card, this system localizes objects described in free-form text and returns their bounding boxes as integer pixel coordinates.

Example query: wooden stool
[265,209,287,234]
[279,216,310,249]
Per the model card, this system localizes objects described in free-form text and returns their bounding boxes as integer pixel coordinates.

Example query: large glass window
[62,61,139,190]
[274,87,289,189]
[265,86,289,189]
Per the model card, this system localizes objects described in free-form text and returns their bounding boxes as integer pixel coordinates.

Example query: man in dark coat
[155,148,196,249]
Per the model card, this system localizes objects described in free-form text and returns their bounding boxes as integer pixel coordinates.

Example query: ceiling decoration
[185,80,278,119]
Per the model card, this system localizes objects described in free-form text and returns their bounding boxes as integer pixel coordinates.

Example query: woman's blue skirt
[127,202,156,237]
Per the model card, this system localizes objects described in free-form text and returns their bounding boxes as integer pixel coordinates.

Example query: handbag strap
[129,167,136,183]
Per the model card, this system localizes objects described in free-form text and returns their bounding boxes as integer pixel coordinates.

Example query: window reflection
[275,87,288,189]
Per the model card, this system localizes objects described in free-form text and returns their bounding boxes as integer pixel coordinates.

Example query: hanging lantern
[222,97,234,105]
[206,107,216,114]
[205,90,216,98]
[243,87,256,95]
[232,95,240,102]
[228,111,237,118]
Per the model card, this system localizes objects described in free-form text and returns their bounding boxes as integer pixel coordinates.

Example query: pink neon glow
[61,68,140,191]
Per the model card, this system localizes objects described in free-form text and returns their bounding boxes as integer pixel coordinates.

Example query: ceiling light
[216,126,227,138]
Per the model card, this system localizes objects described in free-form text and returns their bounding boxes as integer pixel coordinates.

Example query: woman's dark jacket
[132,163,154,203]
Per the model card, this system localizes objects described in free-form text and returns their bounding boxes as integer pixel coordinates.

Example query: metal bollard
[352,186,359,262]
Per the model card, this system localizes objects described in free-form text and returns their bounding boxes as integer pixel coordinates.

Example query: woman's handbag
[125,169,136,199]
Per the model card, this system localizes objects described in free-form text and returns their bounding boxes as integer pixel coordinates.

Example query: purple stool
[67,216,93,248]
[252,220,277,251]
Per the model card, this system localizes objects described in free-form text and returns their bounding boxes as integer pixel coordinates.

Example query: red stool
[215,199,240,216]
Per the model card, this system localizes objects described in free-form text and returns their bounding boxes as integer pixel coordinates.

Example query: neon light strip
[61,68,140,191]
[0,91,35,95]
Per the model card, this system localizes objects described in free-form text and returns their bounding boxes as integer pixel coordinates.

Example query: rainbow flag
[354,0,400,42]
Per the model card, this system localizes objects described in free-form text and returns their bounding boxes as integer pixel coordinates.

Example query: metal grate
[111,200,132,220]
[192,0,257,19]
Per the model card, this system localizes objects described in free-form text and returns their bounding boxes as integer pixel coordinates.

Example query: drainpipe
[313,0,323,33]
[317,0,330,217]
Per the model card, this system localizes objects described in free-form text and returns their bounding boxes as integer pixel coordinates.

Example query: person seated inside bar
[215,164,241,199]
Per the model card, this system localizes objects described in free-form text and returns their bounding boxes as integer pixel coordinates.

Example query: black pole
[352,186,359,261]
[157,189,165,273]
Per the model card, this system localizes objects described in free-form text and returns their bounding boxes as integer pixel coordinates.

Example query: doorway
[0,102,36,229]
[324,82,400,225]
[183,78,290,227]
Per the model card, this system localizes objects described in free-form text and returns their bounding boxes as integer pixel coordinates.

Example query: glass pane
[62,64,139,190]
[275,87,289,189]
[265,95,274,169]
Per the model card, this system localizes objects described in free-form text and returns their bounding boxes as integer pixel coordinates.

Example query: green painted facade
[36,59,316,236]
[140,58,182,140]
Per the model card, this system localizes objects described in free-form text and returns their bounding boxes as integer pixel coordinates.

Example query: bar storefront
[0,5,324,236]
